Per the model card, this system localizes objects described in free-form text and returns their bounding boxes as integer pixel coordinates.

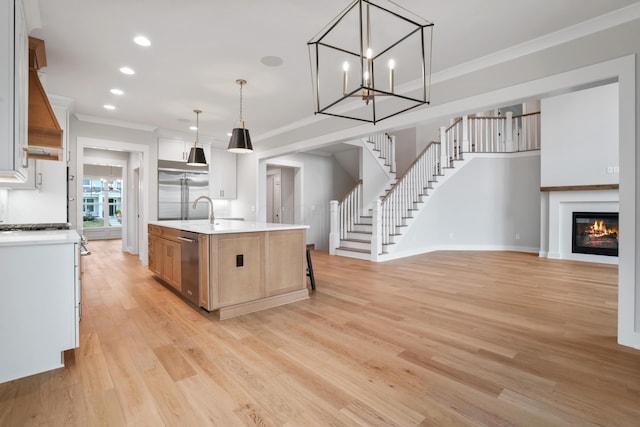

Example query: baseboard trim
[214,289,310,320]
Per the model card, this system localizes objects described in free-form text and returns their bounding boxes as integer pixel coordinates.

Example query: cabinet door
[211,148,237,199]
[0,0,29,183]
[158,138,188,162]
[148,235,160,275]
[161,239,181,290]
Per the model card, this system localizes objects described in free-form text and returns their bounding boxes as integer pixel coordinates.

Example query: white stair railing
[338,180,363,240]
[443,118,464,166]
[469,116,507,152]
[367,132,396,174]
[376,142,441,248]
[513,112,541,151]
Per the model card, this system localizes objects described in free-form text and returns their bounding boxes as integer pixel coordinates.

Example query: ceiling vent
[27,37,63,161]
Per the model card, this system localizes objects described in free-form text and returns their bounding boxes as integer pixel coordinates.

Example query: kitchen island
[148,220,310,319]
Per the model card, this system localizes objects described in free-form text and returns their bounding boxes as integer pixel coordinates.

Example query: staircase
[330,111,541,261]
[332,133,396,259]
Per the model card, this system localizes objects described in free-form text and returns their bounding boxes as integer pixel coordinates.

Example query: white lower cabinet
[0,236,80,384]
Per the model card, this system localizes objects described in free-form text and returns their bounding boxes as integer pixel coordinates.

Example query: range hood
[27,37,63,161]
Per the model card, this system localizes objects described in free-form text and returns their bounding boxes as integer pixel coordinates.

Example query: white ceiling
[30,0,639,151]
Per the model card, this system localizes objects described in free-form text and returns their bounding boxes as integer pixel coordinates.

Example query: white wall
[7,103,69,224]
[332,147,360,183]
[0,189,8,222]
[541,83,619,187]
[391,127,417,175]
[381,153,541,258]
[280,166,295,224]
[361,142,393,212]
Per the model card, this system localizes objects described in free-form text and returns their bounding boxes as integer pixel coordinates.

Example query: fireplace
[572,212,619,257]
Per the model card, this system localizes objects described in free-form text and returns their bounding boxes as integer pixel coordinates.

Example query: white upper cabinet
[0,0,29,184]
[210,148,236,199]
[158,138,190,162]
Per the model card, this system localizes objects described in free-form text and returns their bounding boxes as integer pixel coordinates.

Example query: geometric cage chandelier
[307,0,434,124]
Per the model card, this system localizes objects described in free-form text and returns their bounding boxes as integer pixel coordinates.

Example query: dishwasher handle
[177,236,197,243]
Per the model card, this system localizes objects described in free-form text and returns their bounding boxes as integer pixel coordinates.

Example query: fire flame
[589,220,617,238]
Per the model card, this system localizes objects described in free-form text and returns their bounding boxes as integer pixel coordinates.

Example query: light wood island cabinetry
[148,224,181,291]
[148,220,309,319]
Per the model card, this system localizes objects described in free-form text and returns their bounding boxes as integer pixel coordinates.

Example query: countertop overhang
[148,219,309,235]
[0,229,81,247]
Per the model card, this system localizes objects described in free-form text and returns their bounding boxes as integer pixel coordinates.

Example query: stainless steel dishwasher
[177,231,200,305]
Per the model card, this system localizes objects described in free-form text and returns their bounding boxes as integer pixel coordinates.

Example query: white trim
[74,114,158,132]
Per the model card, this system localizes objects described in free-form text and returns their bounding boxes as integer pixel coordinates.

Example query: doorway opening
[77,137,149,264]
[262,160,302,225]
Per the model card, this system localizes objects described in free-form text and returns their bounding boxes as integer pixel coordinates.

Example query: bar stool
[306,244,316,291]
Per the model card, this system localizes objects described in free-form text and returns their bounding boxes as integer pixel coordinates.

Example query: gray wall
[394,153,541,257]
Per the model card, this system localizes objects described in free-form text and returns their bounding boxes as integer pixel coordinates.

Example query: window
[82,177,123,228]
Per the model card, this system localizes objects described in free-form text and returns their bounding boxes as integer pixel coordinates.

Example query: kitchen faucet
[193,195,215,224]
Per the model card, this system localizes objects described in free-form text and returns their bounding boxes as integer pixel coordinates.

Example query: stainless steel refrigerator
[158,160,209,220]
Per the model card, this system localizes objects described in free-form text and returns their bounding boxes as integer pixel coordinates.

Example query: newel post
[439,126,447,171]
[371,198,382,262]
[329,200,339,255]
[505,111,514,152]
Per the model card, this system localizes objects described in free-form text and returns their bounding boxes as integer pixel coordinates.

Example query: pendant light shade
[228,124,253,153]
[187,146,207,165]
[227,79,253,153]
[187,109,207,166]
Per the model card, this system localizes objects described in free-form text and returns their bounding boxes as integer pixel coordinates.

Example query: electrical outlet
[607,166,613,174]
[515,233,520,240]
[449,233,454,240]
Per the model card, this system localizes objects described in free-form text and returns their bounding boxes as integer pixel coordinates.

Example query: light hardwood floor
[1,240,639,426]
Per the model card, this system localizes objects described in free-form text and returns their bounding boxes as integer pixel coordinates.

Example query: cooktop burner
[0,223,71,231]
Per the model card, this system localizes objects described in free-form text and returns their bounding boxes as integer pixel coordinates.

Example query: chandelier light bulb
[343,62,350,94]
[366,48,372,59]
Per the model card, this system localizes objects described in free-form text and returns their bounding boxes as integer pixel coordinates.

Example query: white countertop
[0,229,81,247]
[149,219,309,235]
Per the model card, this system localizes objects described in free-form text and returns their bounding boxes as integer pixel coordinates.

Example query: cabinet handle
[36,172,43,187]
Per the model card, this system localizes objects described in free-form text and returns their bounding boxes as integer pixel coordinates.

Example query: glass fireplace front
[572,212,619,257]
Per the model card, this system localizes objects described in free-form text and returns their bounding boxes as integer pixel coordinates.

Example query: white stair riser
[346,231,372,241]
[340,240,371,250]
[352,224,372,233]
[335,248,371,261]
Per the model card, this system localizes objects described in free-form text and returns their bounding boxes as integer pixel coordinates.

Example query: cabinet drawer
[148,224,181,242]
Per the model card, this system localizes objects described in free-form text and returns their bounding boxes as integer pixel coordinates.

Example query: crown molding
[74,114,158,132]
[431,2,640,85]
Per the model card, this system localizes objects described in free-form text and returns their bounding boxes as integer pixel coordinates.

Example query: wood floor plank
[0,241,638,426]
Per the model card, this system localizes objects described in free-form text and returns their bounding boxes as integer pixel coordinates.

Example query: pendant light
[227,79,253,153]
[187,109,207,166]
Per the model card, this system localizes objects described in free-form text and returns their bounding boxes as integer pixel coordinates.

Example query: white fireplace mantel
[540,189,619,265]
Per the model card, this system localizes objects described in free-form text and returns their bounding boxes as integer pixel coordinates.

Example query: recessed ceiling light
[189,126,198,131]
[119,66,135,75]
[134,36,151,47]
[260,56,284,67]
[103,104,116,110]
[110,88,124,95]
